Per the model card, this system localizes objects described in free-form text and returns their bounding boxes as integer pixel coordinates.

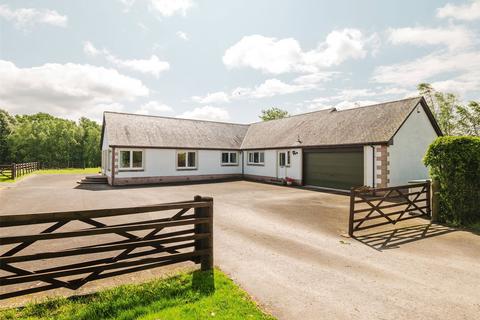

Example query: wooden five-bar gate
[348,182,431,236]
[0,162,39,180]
[0,195,213,299]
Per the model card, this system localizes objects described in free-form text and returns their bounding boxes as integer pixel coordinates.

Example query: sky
[0,0,479,124]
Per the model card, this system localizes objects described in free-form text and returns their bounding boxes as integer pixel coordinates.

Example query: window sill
[221,163,239,166]
[177,168,198,171]
[247,163,265,166]
[119,168,144,172]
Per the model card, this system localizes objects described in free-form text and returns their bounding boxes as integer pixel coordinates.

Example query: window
[278,151,291,167]
[177,151,197,169]
[119,150,143,170]
[247,151,264,165]
[221,151,238,165]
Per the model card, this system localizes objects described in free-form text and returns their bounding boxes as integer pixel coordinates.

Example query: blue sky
[1,0,479,123]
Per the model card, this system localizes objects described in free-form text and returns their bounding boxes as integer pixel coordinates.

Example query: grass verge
[0,268,274,320]
[0,168,100,183]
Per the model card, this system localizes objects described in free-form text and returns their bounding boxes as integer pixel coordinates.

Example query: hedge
[424,136,480,226]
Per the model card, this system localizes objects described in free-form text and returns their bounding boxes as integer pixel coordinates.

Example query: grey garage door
[304,148,364,190]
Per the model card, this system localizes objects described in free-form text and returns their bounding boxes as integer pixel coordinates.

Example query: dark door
[304,148,364,190]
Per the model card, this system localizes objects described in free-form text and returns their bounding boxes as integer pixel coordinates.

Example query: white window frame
[176,150,198,170]
[278,151,291,167]
[118,149,144,171]
[247,151,265,165]
[221,151,239,166]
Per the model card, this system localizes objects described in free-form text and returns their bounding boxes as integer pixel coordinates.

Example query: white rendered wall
[101,130,110,176]
[115,149,243,178]
[388,104,439,185]
[363,145,376,187]
[242,148,302,181]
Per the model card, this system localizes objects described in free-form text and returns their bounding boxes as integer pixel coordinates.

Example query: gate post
[193,195,214,271]
[348,187,355,236]
[431,179,440,223]
[11,163,16,179]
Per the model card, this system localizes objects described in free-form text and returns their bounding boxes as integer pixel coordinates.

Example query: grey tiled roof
[241,97,425,149]
[103,97,433,149]
[104,113,249,149]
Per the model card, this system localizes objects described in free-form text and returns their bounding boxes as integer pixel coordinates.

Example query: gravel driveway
[1,174,479,319]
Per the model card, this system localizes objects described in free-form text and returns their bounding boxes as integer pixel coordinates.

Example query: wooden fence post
[348,188,355,237]
[431,179,440,223]
[11,163,16,180]
[193,195,214,271]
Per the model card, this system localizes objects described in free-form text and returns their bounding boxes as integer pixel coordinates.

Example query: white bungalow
[100,97,442,190]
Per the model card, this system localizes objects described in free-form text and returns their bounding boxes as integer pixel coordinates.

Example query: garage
[303,148,364,190]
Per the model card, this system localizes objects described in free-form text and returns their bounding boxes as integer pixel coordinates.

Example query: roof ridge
[247,96,422,126]
[104,111,250,126]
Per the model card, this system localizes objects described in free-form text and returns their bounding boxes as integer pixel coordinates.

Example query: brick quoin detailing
[376,145,390,188]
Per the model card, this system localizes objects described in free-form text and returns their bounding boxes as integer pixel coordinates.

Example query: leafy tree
[433,91,459,136]
[259,107,289,121]
[0,109,16,164]
[2,110,101,167]
[457,101,480,136]
[417,83,469,136]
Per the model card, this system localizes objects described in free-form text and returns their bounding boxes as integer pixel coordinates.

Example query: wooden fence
[0,162,39,180]
[0,195,213,299]
[348,182,431,236]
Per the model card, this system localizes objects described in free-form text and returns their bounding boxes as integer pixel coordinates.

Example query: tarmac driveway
[1,174,479,319]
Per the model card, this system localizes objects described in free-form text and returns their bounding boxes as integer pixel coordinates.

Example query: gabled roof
[103,112,249,149]
[241,96,441,149]
[101,97,442,150]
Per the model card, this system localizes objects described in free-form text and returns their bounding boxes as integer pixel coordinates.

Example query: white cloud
[193,77,319,104]
[293,72,339,85]
[387,26,473,50]
[372,51,480,88]
[234,79,310,99]
[192,91,230,104]
[0,4,67,28]
[83,41,170,78]
[176,31,189,40]
[437,1,480,21]
[149,0,194,17]
[83,41,101,56]
[134,101,173,115]
[0,60,149,121]
[106,54,170,78]
[177,106,230,121]
[223,29,376,74]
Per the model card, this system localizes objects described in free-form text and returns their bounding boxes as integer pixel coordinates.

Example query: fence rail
[0,195,213,299]
[0,162,39,180]
[348,182,431,236]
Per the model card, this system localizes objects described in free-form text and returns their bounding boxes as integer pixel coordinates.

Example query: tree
[433,91,459,136]
[259,107,289,121]
[0,109,16,164]
[457,101,480,136]
[3,112,101,167]
[417,83,460,136]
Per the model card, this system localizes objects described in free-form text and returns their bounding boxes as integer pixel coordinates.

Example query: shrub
[424,136,480,226]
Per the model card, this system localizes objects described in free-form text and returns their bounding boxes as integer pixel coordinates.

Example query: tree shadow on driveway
[353,223,457,251]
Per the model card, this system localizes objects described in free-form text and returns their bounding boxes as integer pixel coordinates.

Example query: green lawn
[0,168,100,183]
[0,269,274,320]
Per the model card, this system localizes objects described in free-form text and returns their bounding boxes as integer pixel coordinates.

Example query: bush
[424,136,480,226]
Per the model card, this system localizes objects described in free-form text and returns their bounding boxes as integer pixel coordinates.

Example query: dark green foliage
[0,110,101,167]
[0,109,16,163]
[424,136,480,225]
